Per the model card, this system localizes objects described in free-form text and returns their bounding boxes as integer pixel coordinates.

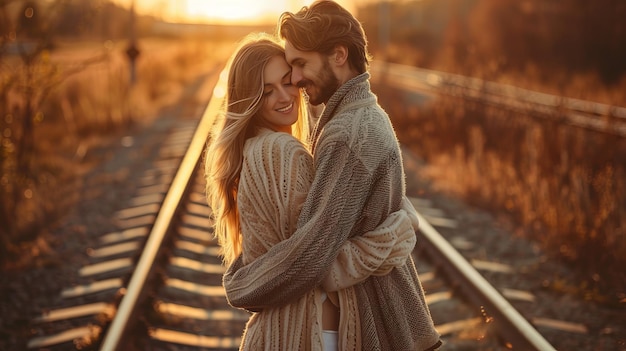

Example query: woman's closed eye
[263,82,292,97]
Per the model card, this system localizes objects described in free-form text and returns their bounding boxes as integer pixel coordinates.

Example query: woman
[205,33,419,351]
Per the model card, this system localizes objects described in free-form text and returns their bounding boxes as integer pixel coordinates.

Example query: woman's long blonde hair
[205,33,309,265]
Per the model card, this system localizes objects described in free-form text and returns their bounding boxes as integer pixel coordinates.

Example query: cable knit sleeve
[321,196,419,292]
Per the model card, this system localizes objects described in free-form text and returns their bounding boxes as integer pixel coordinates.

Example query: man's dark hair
[278,0,371,74]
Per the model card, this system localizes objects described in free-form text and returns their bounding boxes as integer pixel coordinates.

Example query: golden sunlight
[117,0,358,24]
[184,0,285,24]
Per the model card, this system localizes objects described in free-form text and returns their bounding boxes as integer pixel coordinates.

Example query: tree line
[359,0,626,86]
[1,0,153,44]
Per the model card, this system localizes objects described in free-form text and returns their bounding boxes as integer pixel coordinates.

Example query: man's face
[284,40,340,106]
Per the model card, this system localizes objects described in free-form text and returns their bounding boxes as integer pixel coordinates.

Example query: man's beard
[302,59,340,106]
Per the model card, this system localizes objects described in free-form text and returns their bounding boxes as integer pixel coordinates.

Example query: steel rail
[99,68,227,351]
[414,211,557,351]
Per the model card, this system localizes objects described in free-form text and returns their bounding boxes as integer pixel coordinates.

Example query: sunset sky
[111,0,365,24]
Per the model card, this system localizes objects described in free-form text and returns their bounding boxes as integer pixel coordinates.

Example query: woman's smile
[276,102,294,113]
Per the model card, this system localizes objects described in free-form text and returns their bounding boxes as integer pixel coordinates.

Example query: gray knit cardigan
[224,73,442,351]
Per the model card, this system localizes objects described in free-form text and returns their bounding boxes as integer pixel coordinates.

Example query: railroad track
[25,67,562,350]
[371,61,626,138]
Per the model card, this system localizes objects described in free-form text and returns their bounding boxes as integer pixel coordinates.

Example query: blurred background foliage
[360,0,626,93]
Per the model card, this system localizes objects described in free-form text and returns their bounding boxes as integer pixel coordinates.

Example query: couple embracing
[205,1,441,350]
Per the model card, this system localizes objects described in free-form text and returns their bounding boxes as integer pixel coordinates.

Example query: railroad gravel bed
[2,75,624,350]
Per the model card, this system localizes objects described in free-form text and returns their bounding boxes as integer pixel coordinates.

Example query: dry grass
[0,36,232,266]
[377,84,626,303]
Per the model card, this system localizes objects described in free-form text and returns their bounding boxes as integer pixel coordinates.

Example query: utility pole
[125,0,140,85]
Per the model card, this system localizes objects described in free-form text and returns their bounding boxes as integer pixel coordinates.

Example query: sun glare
[121,0,357,25]
[185,0,270,23]
[182,0,332,24]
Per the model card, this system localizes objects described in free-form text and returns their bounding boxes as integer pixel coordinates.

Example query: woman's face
[259,55,300,133]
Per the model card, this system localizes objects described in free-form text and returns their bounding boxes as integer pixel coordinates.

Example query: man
[223,1,441,350]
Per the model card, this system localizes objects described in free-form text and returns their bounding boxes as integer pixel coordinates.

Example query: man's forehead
[284,41,298,57]
[284,41,309,61]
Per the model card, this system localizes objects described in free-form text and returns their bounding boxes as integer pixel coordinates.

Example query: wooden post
[125,0,140,85]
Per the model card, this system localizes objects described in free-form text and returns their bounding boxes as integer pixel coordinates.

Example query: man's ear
[332,45,349,66]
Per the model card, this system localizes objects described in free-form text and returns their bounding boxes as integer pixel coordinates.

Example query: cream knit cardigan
[225,73,442,351]
[236,129,419,350]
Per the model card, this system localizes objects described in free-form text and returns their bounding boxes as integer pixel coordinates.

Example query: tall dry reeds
[378,84,626,302]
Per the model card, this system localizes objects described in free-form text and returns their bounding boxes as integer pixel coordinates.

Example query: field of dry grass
[376,83,625,303]
[0,36,234,266]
